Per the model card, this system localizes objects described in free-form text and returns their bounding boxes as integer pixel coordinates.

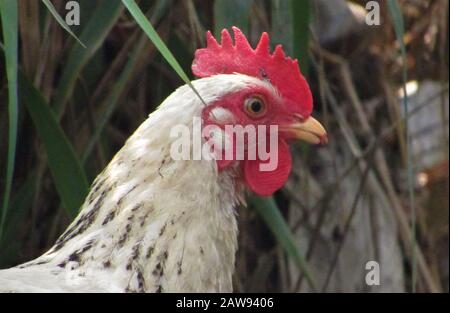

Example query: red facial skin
[201,85,307,197]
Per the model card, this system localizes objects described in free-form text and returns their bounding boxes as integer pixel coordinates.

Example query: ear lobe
[243,140,292,196]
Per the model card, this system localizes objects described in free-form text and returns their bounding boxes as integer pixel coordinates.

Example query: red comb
[192,26,313,117]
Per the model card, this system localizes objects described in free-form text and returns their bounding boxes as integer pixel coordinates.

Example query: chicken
[0,27,327,292]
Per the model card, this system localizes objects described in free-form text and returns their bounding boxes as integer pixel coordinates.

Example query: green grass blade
[272,0,310,72]
[41,0,86,48]
[271,0,294,54]
[20,74,89,218]
[387,1,406,57]
[250,196,316,291]
[214,0,253,35]
[291,0,312,159]
[387,0,417,293]
[121,0,205,104]
[53,0,123,116]
[291,0,310,74]
[0,0,19,241]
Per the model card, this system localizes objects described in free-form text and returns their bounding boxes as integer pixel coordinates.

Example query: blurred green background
[0,0,448,292]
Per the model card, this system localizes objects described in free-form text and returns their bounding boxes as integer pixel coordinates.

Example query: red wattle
[243,140,292,196]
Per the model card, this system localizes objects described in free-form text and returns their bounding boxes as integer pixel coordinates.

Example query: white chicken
[0,27,327,292]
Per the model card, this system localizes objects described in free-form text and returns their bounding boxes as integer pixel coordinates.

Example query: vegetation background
[0,0,448,292]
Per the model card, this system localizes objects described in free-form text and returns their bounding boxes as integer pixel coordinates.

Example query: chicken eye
[244,96,266,118]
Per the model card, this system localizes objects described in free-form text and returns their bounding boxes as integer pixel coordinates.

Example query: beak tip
[320,134,328,145]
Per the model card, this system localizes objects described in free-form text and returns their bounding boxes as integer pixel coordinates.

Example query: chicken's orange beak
[281,116,328,145]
